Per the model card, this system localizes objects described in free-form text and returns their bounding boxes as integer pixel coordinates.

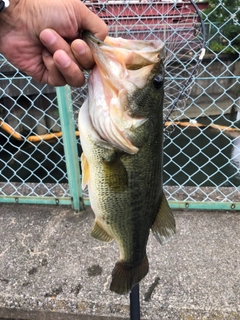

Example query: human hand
[0,0,108,86]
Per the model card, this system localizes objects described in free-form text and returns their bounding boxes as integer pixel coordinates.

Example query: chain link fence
[0,60,75,205]
[0,0,240,210]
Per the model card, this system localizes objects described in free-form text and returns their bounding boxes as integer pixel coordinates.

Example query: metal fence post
[56,86,83,212]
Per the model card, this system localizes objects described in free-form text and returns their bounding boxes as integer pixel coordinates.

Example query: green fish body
[79,33,176,295]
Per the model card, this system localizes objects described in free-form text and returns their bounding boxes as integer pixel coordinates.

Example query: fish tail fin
[151,192,176,244]
[110,255,149,295]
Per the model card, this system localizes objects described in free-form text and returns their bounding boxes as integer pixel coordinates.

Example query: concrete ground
[0,203,240,320]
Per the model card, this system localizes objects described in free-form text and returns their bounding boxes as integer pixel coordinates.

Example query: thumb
[77,2,108,40]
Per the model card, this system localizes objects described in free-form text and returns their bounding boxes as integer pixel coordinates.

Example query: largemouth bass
[79,32,176,295]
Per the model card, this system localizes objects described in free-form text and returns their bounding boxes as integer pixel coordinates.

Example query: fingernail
[55,51,71,68]
[41,29,57,46]
[73,41,86,55]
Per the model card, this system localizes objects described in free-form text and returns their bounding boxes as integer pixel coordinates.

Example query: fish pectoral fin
[151,193,176,244]
[91,220,114,242]
[81,153,90,189]
[103,155,128,191]
[110,256,149,295]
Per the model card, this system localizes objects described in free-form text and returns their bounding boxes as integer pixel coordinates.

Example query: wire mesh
[0,56,72,200]
[1,0,240,209]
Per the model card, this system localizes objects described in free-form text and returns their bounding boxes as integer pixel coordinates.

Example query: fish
[79,32,176,295]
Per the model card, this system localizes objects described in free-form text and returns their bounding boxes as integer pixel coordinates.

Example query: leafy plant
[209,41,239,54]
[204,0,240,54]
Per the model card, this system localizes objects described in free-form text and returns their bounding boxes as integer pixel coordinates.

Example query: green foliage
[209,41,238,54]
[204,0,240,54]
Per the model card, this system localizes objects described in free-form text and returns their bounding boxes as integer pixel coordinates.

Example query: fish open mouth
[83,32,164,154]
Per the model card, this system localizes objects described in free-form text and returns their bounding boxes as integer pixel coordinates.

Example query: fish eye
[153,75,164,89]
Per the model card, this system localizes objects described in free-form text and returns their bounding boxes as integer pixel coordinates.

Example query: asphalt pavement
[0,203,240,319]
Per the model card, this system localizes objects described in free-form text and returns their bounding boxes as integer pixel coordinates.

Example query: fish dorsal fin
[81,153,90,189]
[151,193,176,244]
[91,220,114,242]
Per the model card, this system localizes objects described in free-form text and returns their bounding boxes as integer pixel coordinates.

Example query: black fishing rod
[130,284,140,320]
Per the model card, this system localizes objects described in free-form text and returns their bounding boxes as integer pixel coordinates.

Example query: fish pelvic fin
[91,220,114,242]
[151,193,176,244]
[110,256,149,295]
[81,153,90,189]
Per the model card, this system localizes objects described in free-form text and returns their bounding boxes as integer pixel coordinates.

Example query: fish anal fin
[151,193,176,244]
[91,220,114,242]
[81,153,90,189]
[110,256,149,295]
